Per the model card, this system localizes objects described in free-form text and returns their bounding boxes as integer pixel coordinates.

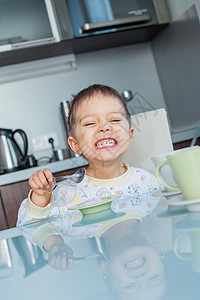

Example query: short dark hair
[68,84,131,136]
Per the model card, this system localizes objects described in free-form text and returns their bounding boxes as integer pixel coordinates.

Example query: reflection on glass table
[1,194,200,300]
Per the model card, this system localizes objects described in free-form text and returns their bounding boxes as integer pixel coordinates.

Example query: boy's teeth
[96,139,116,148]
[125,257,145,269]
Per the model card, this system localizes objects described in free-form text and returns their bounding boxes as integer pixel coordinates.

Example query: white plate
[152,190,182,197]
[168,197,200,206]
[168,197,200,212]
[157,207,188,219]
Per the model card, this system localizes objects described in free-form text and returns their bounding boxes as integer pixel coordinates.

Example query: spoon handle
[190,121,200,147]
[53,168,86,183]
[53,175,71,182]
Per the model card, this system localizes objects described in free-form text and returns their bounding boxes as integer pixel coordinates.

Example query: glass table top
[0,194,200,300]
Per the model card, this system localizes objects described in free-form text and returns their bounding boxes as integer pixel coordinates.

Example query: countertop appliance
[48,137,71,162]
[60,100,75,158]
[66,0,170,37]
[0,128,28,174]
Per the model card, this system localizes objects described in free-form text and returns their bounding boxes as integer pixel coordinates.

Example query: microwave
[0,0,73,52]
[66,0,170,37]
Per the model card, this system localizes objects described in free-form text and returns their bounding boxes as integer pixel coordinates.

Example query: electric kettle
[0,128,28,174]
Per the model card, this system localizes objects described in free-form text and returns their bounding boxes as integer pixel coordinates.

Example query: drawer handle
[80,15,152,34]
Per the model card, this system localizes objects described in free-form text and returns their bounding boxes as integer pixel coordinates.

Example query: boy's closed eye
[84,122,96,126]
[84,119,121,126]
[110,119,121,123]
[148,273,163,287]
[109,113,124,123]
[81,117,97,126]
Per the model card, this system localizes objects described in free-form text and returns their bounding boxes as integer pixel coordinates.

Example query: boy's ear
[68,136,82,155]
[100,261,109,279]
[130,128,134,143]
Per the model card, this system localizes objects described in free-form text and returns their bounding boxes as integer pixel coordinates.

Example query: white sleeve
[16,190,60,227]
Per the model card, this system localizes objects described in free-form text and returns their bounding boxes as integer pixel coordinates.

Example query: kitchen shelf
[0,156,88,187]
[0,24,168,67]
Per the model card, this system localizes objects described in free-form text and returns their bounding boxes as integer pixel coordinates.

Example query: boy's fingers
[54,255,61,270]
[48,255,56,268]
[29,177,40,189]
[29,175,45,189]
[36,169,51,186]
[67,257,74,270]
[60,253,67,270]
[29,169,53,189]
[43,168,54,183]
[33,173,47,188]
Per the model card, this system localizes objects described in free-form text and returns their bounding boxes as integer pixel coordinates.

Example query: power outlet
[43,133,59,149]
[32,132,59,152]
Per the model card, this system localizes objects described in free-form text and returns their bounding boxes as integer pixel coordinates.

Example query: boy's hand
[48,243,74,271]
[29,168,56,207]
[43,234,74,270]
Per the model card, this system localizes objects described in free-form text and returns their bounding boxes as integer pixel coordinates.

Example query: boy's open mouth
[95,138,117,149]
[125,257,145,270]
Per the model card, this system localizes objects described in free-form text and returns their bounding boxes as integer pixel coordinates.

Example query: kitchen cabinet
[0,24,168,67]
[0,194,8,230]
[173,138,200,150]
[0,166,87,231]
[0,0,73,67]
[0,0,170,67]
[0,180,30,230]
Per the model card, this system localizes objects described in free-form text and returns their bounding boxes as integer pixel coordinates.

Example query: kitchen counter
[0,128,196,187]
[0,156,88,186]
[171,128,197,144]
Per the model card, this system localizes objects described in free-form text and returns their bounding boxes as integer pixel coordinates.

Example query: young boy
[17,84,161,226]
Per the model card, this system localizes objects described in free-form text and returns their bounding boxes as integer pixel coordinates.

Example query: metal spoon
[53,168,86,183]
[73,251,108,261]
[190,121,200,147]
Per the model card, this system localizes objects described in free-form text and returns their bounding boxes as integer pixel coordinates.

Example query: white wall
[1,1,199,158]
[167,0,200,21]
[0,43,166,158]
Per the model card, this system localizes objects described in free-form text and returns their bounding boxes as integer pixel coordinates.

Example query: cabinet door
[0,192,8,231]
[0,181,30,229]
[0,0,60,51]
[173,138,200,150]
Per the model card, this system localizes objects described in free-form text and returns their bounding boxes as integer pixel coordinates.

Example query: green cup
[174,229,200,273]
[156,147,200,200]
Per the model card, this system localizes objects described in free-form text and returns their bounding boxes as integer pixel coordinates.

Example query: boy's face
[101,244,165,300]
[68,94,133,164]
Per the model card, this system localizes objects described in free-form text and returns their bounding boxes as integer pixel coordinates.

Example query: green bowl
[72,209,125,227]
[69,198,114,215]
